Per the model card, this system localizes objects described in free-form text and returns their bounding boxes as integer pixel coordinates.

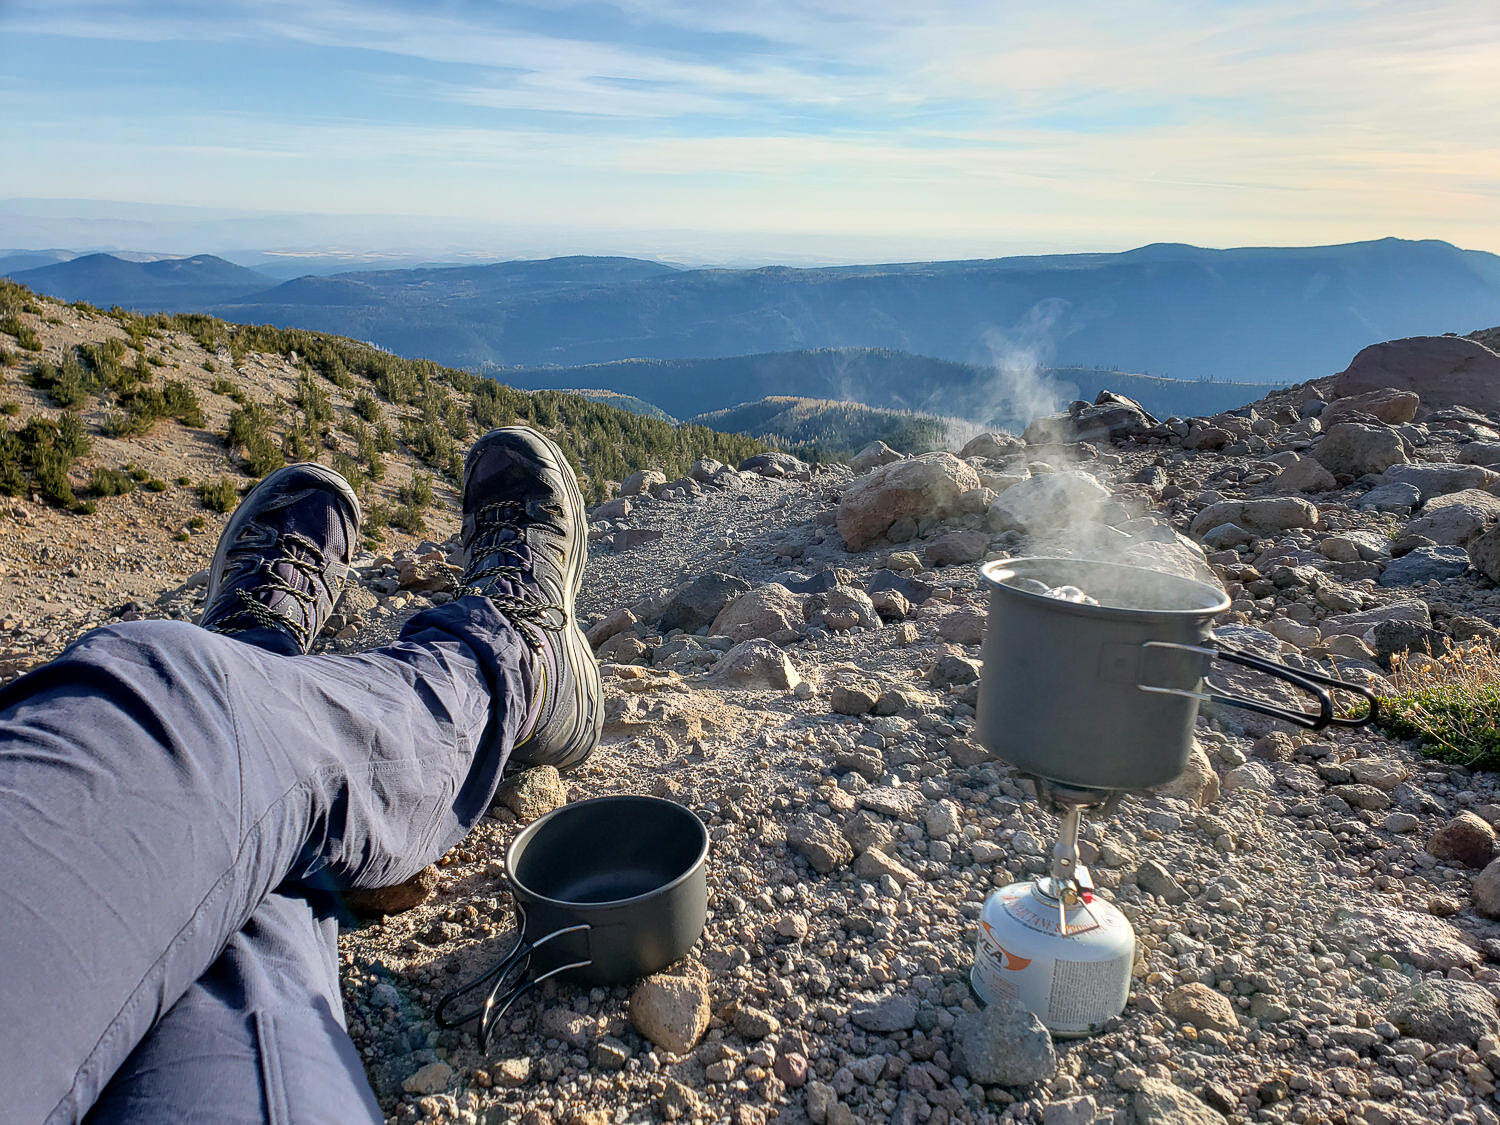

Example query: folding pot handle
[1139,641,1378,731]
[435,902,592,1050]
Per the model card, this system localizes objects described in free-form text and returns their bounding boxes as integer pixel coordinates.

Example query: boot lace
[455,499,565,652]
[204,530,330,649]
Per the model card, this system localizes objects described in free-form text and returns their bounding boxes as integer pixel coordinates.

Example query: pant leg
[0,596,531,1124]
[86,889,381,1125]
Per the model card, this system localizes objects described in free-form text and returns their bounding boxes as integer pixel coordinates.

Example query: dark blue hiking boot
[458,427,601,771]
[200,463,360,654]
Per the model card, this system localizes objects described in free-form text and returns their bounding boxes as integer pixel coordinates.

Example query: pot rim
[505,793,710,912]
[980,556,1230,619]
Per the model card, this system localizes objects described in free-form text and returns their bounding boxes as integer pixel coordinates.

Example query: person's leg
[0,601,530,1124]
[1,433,600,1122]
[86,889,381,1125]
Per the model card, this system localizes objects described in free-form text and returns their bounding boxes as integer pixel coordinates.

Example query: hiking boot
[458,427,601,771]
[201,463,360,654]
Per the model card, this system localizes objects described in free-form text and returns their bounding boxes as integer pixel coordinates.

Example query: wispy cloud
[3,0,1499,257]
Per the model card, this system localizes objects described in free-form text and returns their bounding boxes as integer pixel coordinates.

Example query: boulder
[1474,858,1500,918]
[849,441,903,474]
[1274,454,1336,493]
[658,572,752,633]
[1321,601,1431,637]
[1024,391,1157,445]
[1459,442,1500,467]
[1190,497,1317,539]
[621,469,666,496]
[836,453,980,551]
[1131,1079,1223,1125]
[959,431,1023,460]
[1402,489,1500,545]
[708,639,802,691]
[1382,462,1500,501]
[1332,335,1500,412]
[925,530,987,568]
[710,583,806,642]
[586,607,638,649]
[689,457,726,482]
[1358,481,1421,512]
[738,451,809,479]
[592,497,631,521]
[820,585,880,631]
[1389,978,1500,1047]
[1314,422,1408,476]
[1378,545,1470,586]
[1469,523,1500,583]
[1321,387,1420,426]
[1326,905,1480,970]
[986,470,1116,536]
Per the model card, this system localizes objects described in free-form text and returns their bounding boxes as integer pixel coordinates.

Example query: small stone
[1428,812,1497,868]
[629,966,711,1054]
[1136,858,1188,903]
[851,994,917,1033]
[402,1061,453,1095]
[954,996,1057,1085]
[731,1004,781,1039]
[496,765,567,823]
[830,680,881,715]
[788,816,855,873]
[925,799,961,838]
[1130,1077,1223,1125]
[774,1052,810,1088]
[341,865,439,916]
[1163,983,1238,1034]
[589,1036,631,1071]
[489,1057,532,1087]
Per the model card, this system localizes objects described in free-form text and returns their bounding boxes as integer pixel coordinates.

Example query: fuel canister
[971,879,1135,1037]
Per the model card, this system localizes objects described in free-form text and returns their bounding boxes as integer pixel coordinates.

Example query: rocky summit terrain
[9,288,1500,1125]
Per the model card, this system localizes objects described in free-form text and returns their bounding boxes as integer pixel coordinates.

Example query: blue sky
[2,0,1497,263]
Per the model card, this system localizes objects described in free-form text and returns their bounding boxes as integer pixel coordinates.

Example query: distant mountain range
[9,252,274,308]
[499,348,1284,428]
[7,237,1500,425]
[7,238,1499,389]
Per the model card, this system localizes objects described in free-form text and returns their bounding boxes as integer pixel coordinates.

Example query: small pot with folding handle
[437,794,709,1049]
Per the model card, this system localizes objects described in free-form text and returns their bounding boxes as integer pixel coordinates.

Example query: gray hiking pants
[0,598,534,1123]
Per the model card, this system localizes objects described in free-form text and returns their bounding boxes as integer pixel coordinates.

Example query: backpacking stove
[968,557,1377,1037]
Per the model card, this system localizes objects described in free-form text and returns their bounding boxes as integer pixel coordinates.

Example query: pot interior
[509,795,707,908]
[980,556,1228,616]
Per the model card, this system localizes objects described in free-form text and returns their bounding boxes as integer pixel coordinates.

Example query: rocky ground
[9,307,1500,1124]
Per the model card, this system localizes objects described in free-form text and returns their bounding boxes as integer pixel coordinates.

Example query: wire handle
[1138,640,1378,730]
[435,903,593,1050]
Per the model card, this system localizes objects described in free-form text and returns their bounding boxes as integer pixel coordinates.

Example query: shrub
[162,381,204,427]
[6,413,92,506]
[196,477,240,513]
[0,401,18,416]
[174,474,191,487]
[353,389,382,423]
[225,401,285,476]
[331,450,365,492]
[0,344,12,368]
[0,315,40,352]
[397,473,434,509]
[211,377,237,396]
[27,360,89,408]
[88,467,136,496]
[143,477,168,492]
[1380,645,1500,770]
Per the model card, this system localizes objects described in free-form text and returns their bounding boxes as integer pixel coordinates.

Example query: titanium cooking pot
[437,795,709,1048]
[976,557,1378,792]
